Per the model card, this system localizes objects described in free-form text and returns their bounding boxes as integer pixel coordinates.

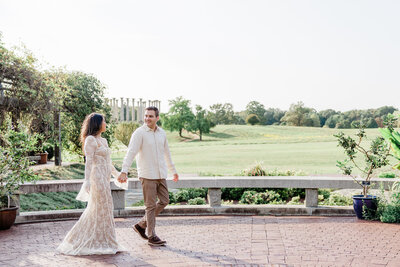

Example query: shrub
[188,197,206,205]
[172,188,208,203]
[319,193,352,206]
[174,190,190,202]
[253,190,281,204]
[239,191,258,204]
[241,161,266,176]
[222,188,247,200]
[380,204,400,223]
[240,162,306,177]
[168,191,176,204]
[246,114,260,125]
[378,172,396,178]
[114,122,140,146]
[318,189,332,200]
[287,196,302,205]
[239,190,281,204]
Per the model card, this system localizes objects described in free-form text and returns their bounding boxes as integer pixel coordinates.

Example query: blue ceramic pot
[352,195,377,219]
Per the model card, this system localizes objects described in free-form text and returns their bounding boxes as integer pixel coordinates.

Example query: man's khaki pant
[137,178,169,238]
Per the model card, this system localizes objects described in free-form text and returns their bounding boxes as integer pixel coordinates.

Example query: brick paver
[0,216,399,267]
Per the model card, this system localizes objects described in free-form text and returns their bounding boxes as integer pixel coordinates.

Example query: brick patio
[0,216,399,267]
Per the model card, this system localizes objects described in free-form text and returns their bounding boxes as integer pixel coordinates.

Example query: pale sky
[1,0,399,112]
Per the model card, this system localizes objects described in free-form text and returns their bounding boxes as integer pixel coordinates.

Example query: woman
[57,113,127,255]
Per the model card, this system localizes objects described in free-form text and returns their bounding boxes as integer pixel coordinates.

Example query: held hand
[173,173,179,182]
[118,172,128,183]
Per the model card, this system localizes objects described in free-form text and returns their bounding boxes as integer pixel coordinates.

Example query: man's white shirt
[121,125,177,179]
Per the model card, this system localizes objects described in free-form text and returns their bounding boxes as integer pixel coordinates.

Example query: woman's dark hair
[80,113,104,153]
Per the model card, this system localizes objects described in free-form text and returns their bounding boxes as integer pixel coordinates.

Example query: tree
[190,105,213,141]
[280,101,318,127]
[246,101,266,124]
[61,71,113,155]
[208,103,235,125]
[246,114,260,125]
[318,109,339,127]
[264,108,285,125]
[162,96,194,137]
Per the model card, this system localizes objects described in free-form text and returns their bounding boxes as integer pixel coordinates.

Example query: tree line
[161,97,399,138]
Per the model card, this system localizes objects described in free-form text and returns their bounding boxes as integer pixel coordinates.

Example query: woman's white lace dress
[57,136,127,255]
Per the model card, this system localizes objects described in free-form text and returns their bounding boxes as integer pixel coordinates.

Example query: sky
[1,0,399,112]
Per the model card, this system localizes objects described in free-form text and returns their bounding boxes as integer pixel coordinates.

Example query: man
[118,106,179,247]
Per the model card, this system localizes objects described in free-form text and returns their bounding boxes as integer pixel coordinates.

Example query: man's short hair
[145,106,159,117]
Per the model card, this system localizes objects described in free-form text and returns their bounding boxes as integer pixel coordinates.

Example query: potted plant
[334,121,391,219]
[0,122,39,230]
[379,114,400,170]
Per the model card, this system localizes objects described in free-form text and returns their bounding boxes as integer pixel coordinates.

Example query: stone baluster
[131,98,135,122]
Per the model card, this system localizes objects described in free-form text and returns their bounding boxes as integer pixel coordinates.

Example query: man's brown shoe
[133,224,148,240]
[148,236,166,247]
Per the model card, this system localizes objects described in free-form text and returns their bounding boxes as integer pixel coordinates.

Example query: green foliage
[0,120,40,208]
[376,182,400,223]
[319,193,353,206]
[380,204,400,223]
[280,101,319,127]
[114,122,140,146]
[241,161,266,176]
[245,114,260,125]
[378,172,396,178]
[190,105,213,141]
[335,123,391,196]
[264,108,285,125]
[61,72,114,155]
[162,96,194,137]
[379,114,400,170]
[187,197,206,205]
[20,192,87,211]
[171,188,208,203]
[240,162,306,177]
[239,190,281,204]
[287,196,302,205]
[208,103,235,125]
[318,189,332,200]
[245,101,266,124]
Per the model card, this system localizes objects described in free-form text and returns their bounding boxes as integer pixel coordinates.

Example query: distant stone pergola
[105,98,161,123]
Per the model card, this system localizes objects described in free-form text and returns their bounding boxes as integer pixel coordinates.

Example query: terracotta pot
[39,152,48,164]
[0,206,19,230]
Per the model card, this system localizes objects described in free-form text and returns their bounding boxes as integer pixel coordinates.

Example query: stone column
[126,98,130,121]
[138,98,143,123]
[131,98,135,122]
[115,99,119,120]
[207,188,222,207]
[120,97,124,121]
[305,189,318,207]
[148,100,151,107]
[111,189,125,210]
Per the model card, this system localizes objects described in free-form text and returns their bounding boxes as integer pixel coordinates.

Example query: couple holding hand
[57,106,178,255]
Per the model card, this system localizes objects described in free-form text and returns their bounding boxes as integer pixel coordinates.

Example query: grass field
[111,125,399,176]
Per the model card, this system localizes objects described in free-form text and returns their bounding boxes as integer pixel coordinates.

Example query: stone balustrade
[17,176,399,211]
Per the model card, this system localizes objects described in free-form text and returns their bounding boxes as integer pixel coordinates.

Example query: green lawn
[111,125,398,176]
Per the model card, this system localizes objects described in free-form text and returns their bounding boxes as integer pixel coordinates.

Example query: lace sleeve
[76,136,97,202]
